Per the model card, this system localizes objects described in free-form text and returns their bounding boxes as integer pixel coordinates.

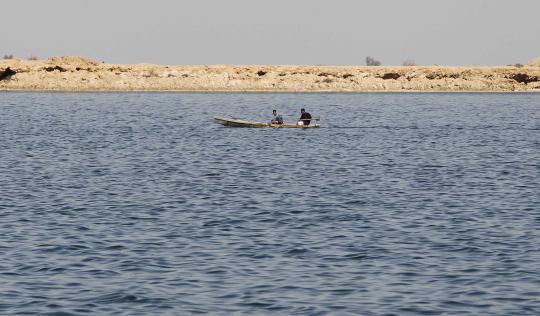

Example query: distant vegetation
[366,56,381,66]
[28,55,38,61]
[3,54,14,59]
[402,59,416,66]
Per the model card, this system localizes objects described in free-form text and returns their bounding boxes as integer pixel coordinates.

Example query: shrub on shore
[143,68,160,77]
[3,54,14,59]
[366,56,381,66]
[402,59,416,66]
[0,67,16,81]
[28,55,38,61]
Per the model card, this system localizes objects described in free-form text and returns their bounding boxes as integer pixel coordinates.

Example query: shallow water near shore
[1,92,539,315]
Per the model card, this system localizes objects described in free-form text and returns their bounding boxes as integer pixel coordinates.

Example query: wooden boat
[214,116,320,128]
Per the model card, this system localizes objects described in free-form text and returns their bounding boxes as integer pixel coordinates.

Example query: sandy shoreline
[1,56,540,92]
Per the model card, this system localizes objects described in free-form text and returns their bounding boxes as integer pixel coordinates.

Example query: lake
[1,92,539,315]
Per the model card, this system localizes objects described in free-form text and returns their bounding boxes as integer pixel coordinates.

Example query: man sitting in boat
[271,110,283,124]
[297,108,312,126]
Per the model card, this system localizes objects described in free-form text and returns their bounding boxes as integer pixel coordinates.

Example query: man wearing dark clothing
[298,108,312,126]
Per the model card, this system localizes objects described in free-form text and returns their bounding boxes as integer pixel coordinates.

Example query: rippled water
[1,92,539,315]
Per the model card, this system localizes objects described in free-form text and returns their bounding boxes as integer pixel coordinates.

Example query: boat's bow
[214,117,268,127]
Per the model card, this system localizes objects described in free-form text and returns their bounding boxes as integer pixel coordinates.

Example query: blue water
[1,92,539,315]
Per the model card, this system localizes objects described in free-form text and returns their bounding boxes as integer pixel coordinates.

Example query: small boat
[214,116,320,128]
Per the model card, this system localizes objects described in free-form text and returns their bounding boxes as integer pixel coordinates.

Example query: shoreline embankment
[1,56,540,92]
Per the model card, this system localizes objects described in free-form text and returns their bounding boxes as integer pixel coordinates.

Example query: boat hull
[214,117,319,128]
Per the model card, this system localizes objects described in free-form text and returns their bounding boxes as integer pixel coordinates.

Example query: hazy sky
[2,0,539,65]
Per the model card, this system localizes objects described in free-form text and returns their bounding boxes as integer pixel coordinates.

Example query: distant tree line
[365,56,534,67]
[402,59,416,66]
[3,54,39,60]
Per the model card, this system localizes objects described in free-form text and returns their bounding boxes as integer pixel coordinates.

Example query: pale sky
[2,0,539,66]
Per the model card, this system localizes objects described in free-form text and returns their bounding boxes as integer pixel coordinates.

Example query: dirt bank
[1,56,540,92]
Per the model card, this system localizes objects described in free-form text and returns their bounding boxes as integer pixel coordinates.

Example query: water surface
[1,92,539,315]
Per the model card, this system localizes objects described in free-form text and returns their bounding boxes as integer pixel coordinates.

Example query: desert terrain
[1,56,540,92]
